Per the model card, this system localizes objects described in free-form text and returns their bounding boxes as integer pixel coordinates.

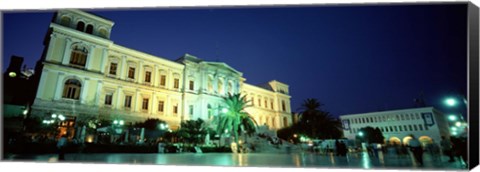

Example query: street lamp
[358,131,364,137]
[448,115,458,121]
[444,98,458,107]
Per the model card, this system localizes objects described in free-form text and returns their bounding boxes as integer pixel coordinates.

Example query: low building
[340,107,451,146]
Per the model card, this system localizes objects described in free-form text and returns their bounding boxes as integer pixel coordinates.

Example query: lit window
[189,80,194,91]
[104,94,113,105]
[142,98,149,110]
[109,63,117,75]
[124,95,132,108]
[160,75,166,86]
[70,45,87,67]
[174,78,179,89]
[145,71,151,83]
[128,67,135,79]
[158,101,164,112]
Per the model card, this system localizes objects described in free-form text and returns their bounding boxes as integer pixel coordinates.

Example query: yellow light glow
[8,72,16,77]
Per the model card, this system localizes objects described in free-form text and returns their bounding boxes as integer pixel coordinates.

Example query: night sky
[2,4,468,118]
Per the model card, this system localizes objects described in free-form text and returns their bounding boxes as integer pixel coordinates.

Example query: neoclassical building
[30,9,292,130]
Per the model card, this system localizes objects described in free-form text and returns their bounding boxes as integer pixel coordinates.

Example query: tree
[356,126,384,144]
[297,98,342,139]
[215,93,257,147]
[178,118,208,145]
[134,118,167,131]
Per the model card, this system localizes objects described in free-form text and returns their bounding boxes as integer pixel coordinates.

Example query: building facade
[340,107,451,146]
[30,9,292,130]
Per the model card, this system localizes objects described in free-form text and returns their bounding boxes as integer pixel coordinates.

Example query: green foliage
[356,126,385,144]
[178,119,208,145]
[134,118,167,131]
[215,93,257,145]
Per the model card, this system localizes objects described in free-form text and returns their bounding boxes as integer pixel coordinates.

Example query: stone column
[151,91,156,115]
[116,86,123,109]
[153,65,159,87]
[36,69,49,98]
[139,128,145,144]
[100,48,108,73]
[85,44,95,70]
[53,72,65,100]
[95,81,103,105]
[120,55,127,80]
[138,61,144,84]
[61,38,72,65]
[134,89,140,112]
[80,77,89,104]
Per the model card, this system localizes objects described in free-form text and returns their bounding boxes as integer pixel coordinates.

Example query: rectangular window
[399,126,403,131]
[413,125,418,131]
[174,78,179,89]
[381,127,384,132]
[419,124,423,130]
[409,125,413,131]
[404,125,408,131]
[173,105,178,114]
[109,63,117,75]
[189,81,194,91]
[270,99,274,109]
[160,75,166,86]
[104,94,113,105]
[258,99,261,107]
[390,126,393,132]
[158,101,164,112]
[128,67,135,79]
[424,124,429,130]
[282,100,286,111]
[251,97,254,106]
[145,71,151,83]
[394,126,398,132]
[142,98,149,110]
[416,113,420,119]
[124,95,132,108]
[189,105,194,116]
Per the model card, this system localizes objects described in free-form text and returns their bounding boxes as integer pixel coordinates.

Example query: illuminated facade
[30,9,292,130]
[340,107,451,146]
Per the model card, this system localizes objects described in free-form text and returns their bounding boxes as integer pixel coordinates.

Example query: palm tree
[216,93,257,148]
[297,98,342,139]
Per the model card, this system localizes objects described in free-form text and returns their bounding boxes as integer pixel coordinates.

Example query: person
[440,136,455,162]
[56,135,68,160]
[408,134,424,166]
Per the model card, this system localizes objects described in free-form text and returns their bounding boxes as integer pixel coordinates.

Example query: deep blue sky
[2,4,468,118]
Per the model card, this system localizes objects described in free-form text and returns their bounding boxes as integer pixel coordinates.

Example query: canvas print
[1,3,474,170]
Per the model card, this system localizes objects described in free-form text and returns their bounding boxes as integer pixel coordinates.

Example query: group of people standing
[405,134,467,167]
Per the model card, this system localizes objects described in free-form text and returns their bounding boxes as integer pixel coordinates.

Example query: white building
[340,107,451,146]
[30,9,292,131]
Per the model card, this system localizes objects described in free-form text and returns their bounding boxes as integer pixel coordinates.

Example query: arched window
[70,45,88,67]
[62,79,81,100]
[60,16,71,27]
[99,28,108,38]
[76,21,85,31]
[86,24,94,34]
